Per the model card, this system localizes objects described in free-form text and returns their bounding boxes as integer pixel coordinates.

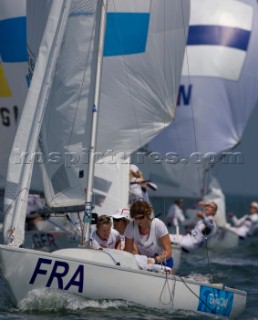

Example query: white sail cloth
[3,0,190,246]
[151,0,258,157]
[0,1,27,189]
[0,0,44,192]
[139,0,258,198]
[95,0,190,214]
[27,0,190,209]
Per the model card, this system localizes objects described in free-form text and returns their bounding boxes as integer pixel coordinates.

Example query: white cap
[250,201,258,209]
[111,208,130,219]
[130,164,139,173]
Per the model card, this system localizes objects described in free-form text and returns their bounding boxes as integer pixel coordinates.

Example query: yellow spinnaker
[0,62,12,97]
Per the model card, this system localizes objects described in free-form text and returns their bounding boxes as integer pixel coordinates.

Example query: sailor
[180,201,218,253]
[165,198,185,230]
[124,200,173,268]
[26,193,44,230]
[111,208,130,250]
[229,201,258,239]
[90,215,121,249]
[129,164,150,204]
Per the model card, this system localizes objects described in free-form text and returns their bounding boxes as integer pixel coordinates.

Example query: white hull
[24,231,182,271]
[170,227,239,252]
[0,245,246,318]
[207,227,239,250]
[0,229,182,270]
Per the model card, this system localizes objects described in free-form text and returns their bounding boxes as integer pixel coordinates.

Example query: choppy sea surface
[0,194,257,320]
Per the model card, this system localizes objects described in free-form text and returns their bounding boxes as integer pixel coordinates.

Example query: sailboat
[138,0,258,251]
[0,2,181,270]
[0,0,246,317]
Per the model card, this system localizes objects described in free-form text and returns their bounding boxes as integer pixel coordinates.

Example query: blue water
[0,194,257,319]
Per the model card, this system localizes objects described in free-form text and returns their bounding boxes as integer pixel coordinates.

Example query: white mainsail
[3,0,72,246]
[140,0,258,200]
[27,0,190,212]
[94,0,190,214]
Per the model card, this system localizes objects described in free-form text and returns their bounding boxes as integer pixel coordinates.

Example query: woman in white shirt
[91,215,121,250]
[180,201,218,252]
[124,200,173,268]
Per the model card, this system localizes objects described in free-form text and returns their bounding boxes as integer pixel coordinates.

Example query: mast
[82,0,108,246]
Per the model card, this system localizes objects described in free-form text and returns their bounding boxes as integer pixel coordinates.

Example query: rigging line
[198,205,213,283]
[204,141,242,187]
[67,1,100,148]
[204,230,213,283]
[159,272,175,306]
[159,1,192,222]
[158,256,175,306]
[102,249,120,265]
[184,50,203,196]
[3,187,29,243]
[164,0,189,160]
[171,274,176,308]
[65,213,82,234]
[178,275,215,313]
[172,2,204,196]
[3,187,29,216]
[43,1,99,154]
[26,202,81,235]
[161,0,167,222]
[43,216,76,234]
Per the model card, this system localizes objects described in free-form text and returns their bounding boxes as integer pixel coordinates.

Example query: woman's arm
[124,236,134,253]
[132,242,139,254]
[115,239,122,250]
[155,234,172,262]
[231,215,246,227]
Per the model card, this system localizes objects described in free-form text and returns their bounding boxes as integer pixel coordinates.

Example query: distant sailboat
[138,0,258,249]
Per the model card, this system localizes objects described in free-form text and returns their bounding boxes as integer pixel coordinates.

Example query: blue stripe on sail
[0,17,27,62]
[104,13,149,56]
[187,25,250,51]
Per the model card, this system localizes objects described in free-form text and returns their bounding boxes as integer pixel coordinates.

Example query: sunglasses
[134,215,145,221]
[205,204,216,210]
[113,218,122,222]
